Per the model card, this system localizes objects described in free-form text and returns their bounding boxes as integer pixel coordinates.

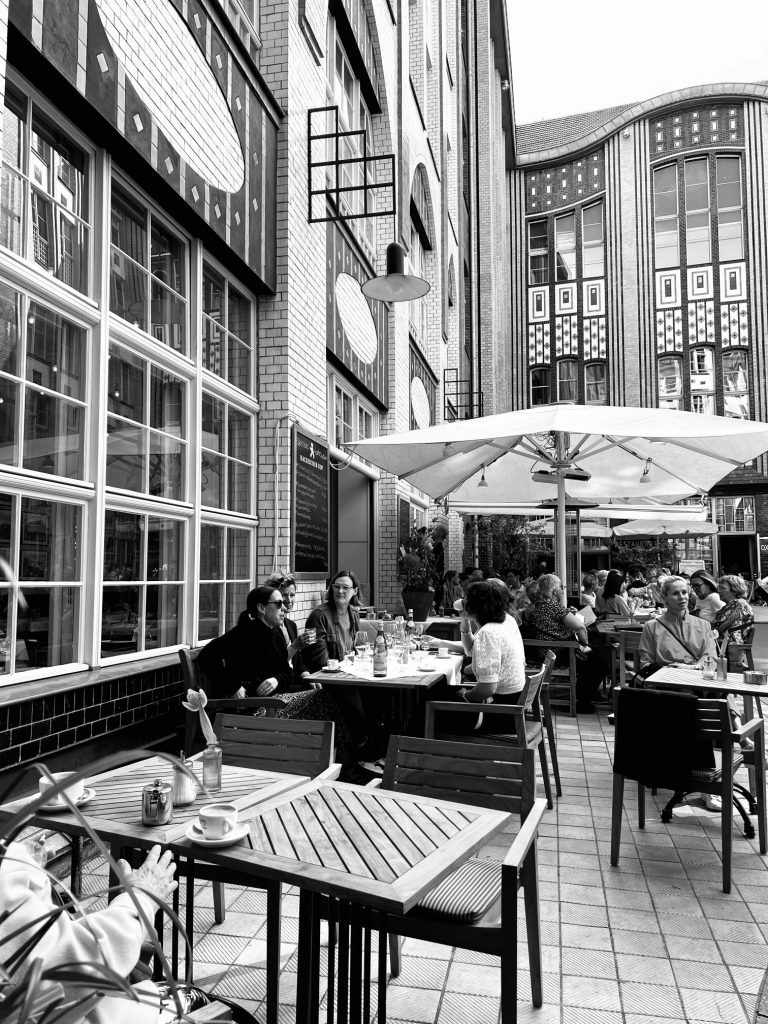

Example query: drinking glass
[354,630,369,661]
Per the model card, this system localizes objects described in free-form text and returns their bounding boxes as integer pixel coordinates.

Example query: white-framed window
[712,495,755,532]
[582,202,604,278]
[717,155,743,262]
[722,350,749,419]
[202,261,252,391]
[555,212,576,281]
[684,158,710,265]
[528,220,548,285]
[585,362,607,404]
[557,358,577,401]
[0,82,91,294]
[530,367,550,406]
[329,372,378,448]
[110,179,188,353]
[0,493,83,676]
[197,522,252,641]
[653,164,679,268]
[689,347,715,414]
[106,342,187,500]
[0,282,88,479]
[658,355,682,409]
[200,392,254,515]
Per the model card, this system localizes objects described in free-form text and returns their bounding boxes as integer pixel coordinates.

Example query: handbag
[654,616,703,662]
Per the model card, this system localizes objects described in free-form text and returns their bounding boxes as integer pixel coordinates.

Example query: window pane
[150,279,185,351]
[201,451,225,507]
[17,585,78,670]
[111,184,146,264]
[557,360,577,401]
[151,222,185,294]
[717,181,740,209]
[148,432,183,499]
[31,111,88,221]
[555,213,576,281]
[198,582,222,640]
[200,524,224,580]
[104,510,143,581]
[203,266,224,323]
[20,497,81,581]
[202,394,224,453]
[23,391,83,477]
[150,367,184,434]
[2,87,25,170]
[585,363,606,403]
[228,284,250,343]
[227,335,249,391]
[202,316,223,375]
[529,253,548,284]
[0,377,18,466]
[0,283,20,376]
[529,220,547,248]
[27,303,85,401]
[530,368,549,405]
[723,352,749,418]
[30,189,89,292]
[110,255,147,330]
[106,419,146,491]
[109,348,145,422]
[658,357,682,396]
[685,158,708,187]
[227,528,250,577]
[0,166,25,255]
[228,461,250,513]
[717,156,741,185]
[228,408,250,461]
[145,584,181,648]
[226,582,249,631]
[147,517,181,579]
[101,585,139,655]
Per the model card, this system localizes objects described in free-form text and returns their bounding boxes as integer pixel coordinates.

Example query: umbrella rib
[609,440,710,494]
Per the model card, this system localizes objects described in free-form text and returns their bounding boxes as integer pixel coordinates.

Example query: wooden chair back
[523,639,578,715]
[213,714,335,776]
[380,734,536,817]
[519,660,548,715]
[617,630,643,687]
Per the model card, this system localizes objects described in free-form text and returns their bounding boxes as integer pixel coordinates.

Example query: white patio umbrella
[536,520,613,539]
[612,519,719,538]
[347,403,768,596]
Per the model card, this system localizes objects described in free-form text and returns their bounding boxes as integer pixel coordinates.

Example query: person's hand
[255,677,278,697]
[118,845,177,905]
[234,685,246,699]
[295,630,314,650]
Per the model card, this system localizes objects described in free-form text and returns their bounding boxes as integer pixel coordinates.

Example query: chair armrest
[316,763,342,781]
[426,700,525,716]
[185,1002,233,1022]
[735,717,764,742]
[502,798,548,871]
[365,778,383,789]
[523,639,579,649]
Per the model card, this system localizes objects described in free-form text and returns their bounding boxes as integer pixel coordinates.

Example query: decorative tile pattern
[655,269,681,308]
[655,309,683,352]
[720,261,747,301]
[529,287,550,322]
[583,279,605,316]
[651,103,744,156]
[687,300,715,346]
[583,317,606,359]
[555,314,579,356]
[526,150,605,213]
[555,283,577,316]
[528,322,551,365]
[720,301,749,348]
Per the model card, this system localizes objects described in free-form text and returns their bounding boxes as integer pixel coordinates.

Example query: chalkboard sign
[292,427,329,576]
[398,498,410,552]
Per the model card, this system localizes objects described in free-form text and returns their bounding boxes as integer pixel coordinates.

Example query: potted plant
[399,524,441,620]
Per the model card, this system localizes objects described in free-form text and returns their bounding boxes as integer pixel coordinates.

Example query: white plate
[37,788,96,813]
[435,653,452,659]
[322,665,341,672]
[185,819,250,848]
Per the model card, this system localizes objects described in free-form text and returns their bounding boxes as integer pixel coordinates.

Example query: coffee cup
[327,658,340,671]
[199,803,238,839]
[39,772,84,806]
[438,647,449,658]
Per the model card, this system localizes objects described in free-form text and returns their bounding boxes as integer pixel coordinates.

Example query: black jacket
[197,616,306,699]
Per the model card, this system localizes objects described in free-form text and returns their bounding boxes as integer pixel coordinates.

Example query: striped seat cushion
[690,748,743,784]
[415,859,500,924]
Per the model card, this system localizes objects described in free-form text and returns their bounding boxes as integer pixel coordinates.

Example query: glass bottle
[373,626,388,677]
[202,742,222,792]
[405,608,416,649]
[701,654,716,680]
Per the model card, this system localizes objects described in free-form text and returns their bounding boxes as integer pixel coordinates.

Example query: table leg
[297,889,321,1024]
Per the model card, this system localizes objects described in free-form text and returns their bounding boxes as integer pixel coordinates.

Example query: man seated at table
[0,841,257,1023]
[198,585,379,781]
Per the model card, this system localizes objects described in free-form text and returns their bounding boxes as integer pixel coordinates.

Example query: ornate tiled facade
[525,150,605,214]
[651,104,744,157]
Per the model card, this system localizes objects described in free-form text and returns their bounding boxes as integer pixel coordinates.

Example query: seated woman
[432,580,527,732]
[595,569,631,617]
[638,575,717,671]
[302,570,362,672]
[263,571,314,677]
[714,574,755,668]
[526,573,605,712]
[580,573,598,609]
[689,569,725,624]
[198,585,371,772]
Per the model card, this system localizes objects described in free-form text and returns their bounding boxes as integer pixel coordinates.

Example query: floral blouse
[713,597,754,646]
[526,598,573,641]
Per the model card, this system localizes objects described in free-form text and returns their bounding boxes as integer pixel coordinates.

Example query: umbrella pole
[556,434,567,606]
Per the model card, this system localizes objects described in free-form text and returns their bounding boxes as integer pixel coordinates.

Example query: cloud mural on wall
[93,0,245,192]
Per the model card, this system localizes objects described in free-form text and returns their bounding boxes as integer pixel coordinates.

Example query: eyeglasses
[332,584,354,592]
[266,599,287,607]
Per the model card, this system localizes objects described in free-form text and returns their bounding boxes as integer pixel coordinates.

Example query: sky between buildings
[509,0,768,126]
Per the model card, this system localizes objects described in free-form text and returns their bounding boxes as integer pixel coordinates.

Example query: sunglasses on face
[265,599,287,607]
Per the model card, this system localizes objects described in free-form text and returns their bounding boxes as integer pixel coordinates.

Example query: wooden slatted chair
[181,717,340,1024]
[523,639,578,716]
[609,629,643,690]
[378,736,547,1024]
[727,625,755,672]
[424,653,558,809]
[610,687,766,893]
[538,653,562,798]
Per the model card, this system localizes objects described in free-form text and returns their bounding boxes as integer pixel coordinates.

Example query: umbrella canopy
[348,403,768,594]
[612,519,719,538]
[536,521,613,539]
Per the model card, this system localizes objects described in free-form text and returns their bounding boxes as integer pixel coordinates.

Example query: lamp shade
[361,242,430,302]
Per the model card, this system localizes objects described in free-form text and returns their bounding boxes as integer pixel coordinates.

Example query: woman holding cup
[263,572,316,674]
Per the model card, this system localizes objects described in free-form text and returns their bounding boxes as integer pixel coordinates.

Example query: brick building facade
[511,83,768,578]
[0,0,513,778]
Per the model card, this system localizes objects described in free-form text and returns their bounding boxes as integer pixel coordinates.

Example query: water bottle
[405,609,416,650]
[202,742,222,792]
[373,626,388,677]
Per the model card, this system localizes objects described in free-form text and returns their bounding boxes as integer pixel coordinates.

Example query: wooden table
[594,619,647,633]
[644,665,768,717]
[176,776,513,1024]
[307,654,463,734]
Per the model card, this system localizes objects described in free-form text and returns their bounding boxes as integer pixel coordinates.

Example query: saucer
[38,788,96,813]
[186,819,250,847]
[435,653,452,659]
[322,665,341,673]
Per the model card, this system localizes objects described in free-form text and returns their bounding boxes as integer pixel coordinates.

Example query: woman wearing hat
[689,569,724,624]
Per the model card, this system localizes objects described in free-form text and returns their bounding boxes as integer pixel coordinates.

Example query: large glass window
[0,494,82,675]
[528,220,548,285]
[530,367,550,406]
[585,363,607,404]
[198,523,251,641]
[684,158,710,265]
[658,355,682,409]
[653,164,679,268]
[722,351,749,419]
[0,85,90,293]
[582,203,604,278]
[555,213,576,281]
[712,495,755,532]
[557,359,577,401]
[0,283,87,478]
[202,263,251,390]
[329,374,378,449]
[689,347,715,414]
[717,156,744,262]
[106,344,186,499]
[110,181,187,352]
[201,394,253,514]
[102,510,183,655]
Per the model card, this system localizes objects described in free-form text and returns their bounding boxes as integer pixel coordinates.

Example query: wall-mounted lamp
[501,79,510,92]
[639,457,653,484]
[361,242,430,302]
[477,465,489,488]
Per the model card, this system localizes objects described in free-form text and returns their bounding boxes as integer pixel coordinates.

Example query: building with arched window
[510,83,768,577]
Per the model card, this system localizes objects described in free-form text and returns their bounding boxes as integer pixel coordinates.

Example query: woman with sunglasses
[263,571,314,673]
[302,569,363,673]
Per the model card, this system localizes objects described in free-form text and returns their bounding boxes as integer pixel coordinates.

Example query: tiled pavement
[75,701,768,1024]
